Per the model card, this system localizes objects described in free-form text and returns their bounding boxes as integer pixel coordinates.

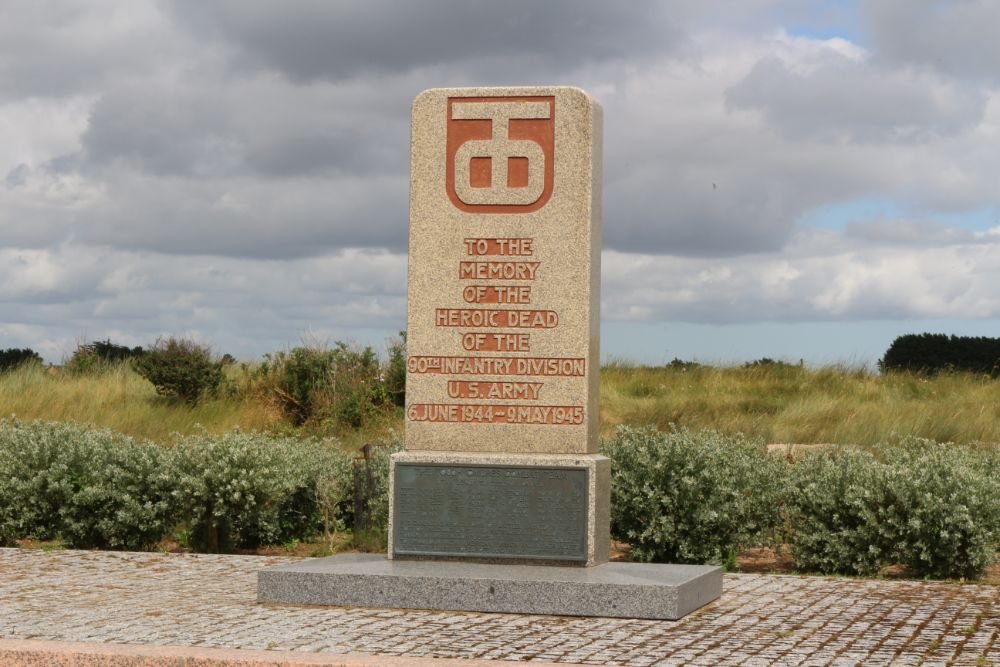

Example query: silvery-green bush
[0,418,174,550]
[786,440,1000,579]
[602,425,785,565]
[169,429,355,550]
[5,417,996,579]
[883,440,1000,579]
[0,419,359,552]
[784,448,896,576]
[366,432,404,533]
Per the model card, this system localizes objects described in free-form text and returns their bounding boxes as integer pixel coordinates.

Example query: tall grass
[3,360,998,446]
[0,362,403,448]
[600,362,1000,446]
[0,363,282,442]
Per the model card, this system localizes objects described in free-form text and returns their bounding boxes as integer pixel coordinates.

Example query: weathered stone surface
[388,451,609,566]
[258,553,722,621]
[406,86,602,455]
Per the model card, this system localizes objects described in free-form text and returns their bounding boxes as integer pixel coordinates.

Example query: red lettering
[463,238,534,256]
[435,309,556,329]
[407,356,585,376]
[407,404,583,425]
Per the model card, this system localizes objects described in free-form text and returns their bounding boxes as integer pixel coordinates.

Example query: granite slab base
[257,553,722,620]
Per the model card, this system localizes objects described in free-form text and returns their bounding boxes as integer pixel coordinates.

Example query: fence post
[353,443,377,534]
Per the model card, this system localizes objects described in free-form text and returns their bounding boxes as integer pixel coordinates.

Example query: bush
[0,419,361,553]
[65,339,144,375]
[0,418,174,550]
[602,425,785,565]
[259,341,389,427]
[742,357,801,370]
[880,333,1000,376]
[784,448,897,576]
[289,436,357,545]
[384,332,406,407]
[883,440,1000,579]
[334,435,405,552]
[170,430,354,551]
[325,342,388,427]
[0,348,42,373]
[259,346,332,425]
[134,337,222,404]
[665,357,703,371]
[355,433,404,536]
[4,416,995,578]
[170,430,289,551]
[785,441,1000,579]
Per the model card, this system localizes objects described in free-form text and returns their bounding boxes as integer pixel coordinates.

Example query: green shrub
[0,419,375,553]
[65,339,144,375]
[665,357,703,371]
[259,342,389,427]
[384,332,407,407]
[134,337,222,404]
[602,425,785,565]
[4,415,994,579]
[883,440,1000,579]
[313,445,357,544]
[366,432,404,533]
[786,441,1000,579]
[293,436,357,546]
[0,419,174,550]
[880,333,1000,376]
[326,342,387,427]
[169,429,355,551]
[260,346,332,425]
[0,348,42,373]
[784,448,897,576]
[344,434,403,551]
[742,357,799,369]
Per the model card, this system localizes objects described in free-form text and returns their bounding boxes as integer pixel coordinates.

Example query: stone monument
[258,87,722,620]
[393,86,606,567]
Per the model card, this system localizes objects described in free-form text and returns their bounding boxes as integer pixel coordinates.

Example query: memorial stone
[404,87,600,455]
[390,86,608,566]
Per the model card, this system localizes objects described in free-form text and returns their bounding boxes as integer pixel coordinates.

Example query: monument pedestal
[388,451,609,566]
[257,554,722,620]
[258,449,722,619]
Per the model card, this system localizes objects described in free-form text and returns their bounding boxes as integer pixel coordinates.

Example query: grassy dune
[0,362,402,449]
[3,361,998,446]
[0,363,284,442]
[600,362,1000,446]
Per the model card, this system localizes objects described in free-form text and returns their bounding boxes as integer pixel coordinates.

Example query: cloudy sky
[2,0,999,366]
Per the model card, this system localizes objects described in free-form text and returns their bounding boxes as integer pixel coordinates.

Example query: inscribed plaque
[392,463,588,561]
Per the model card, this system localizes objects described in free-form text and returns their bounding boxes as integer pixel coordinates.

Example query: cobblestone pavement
[1,548,997,666]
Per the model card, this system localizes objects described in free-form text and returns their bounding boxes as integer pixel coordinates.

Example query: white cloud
[602,226,1000,324]
[2,1,1000,363]
[727,55,986,143]
[0,96,93,169]
[0,243,408,361]
[865,0,1000,82]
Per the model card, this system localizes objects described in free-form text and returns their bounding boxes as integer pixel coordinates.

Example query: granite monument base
[389,451,611,566]
[257,553,722,620]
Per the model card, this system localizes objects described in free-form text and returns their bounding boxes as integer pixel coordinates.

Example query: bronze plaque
[392,463,588,561]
